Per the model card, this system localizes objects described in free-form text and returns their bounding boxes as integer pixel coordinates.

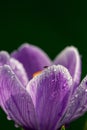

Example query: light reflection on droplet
[7,116,11,120]
[14,123,19,128]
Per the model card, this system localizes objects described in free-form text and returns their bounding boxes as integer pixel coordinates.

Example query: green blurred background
[0,0,87,130]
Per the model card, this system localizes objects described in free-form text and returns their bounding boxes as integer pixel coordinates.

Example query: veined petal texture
[11,44,52,80]
[0,65,37,129]
[27,65,72,130]
[0,51,28,86]
[54,46,81,91]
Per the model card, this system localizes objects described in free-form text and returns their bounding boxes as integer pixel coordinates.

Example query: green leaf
[61,125,65,130]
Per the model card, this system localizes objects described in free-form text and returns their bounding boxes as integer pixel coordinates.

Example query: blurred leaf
[83,121,87,130]
[61,125,65,130]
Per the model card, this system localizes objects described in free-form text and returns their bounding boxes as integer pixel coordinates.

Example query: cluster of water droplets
[7,115,11,121]
[40,65,72,103]
[7,115,19,128]
[3,65,73,130]
[0,51,28,86]
[10,58,28,86]
[59,75,87,126]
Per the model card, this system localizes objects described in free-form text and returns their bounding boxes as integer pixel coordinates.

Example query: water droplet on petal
[63,83,66,87]
[75,94,78,98]
[54,69,56,72]
[7,116,11,120]
[7,70,10,73]
[11,74,15,79]
[15,123,19,128]
[52,79,55,82]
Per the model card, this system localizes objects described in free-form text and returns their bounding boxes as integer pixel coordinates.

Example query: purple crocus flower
[0,43,87,130]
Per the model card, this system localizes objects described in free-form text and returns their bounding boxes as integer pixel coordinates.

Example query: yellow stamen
[33,70,42,77]
[61,125,65,130]
[33,66,48,77]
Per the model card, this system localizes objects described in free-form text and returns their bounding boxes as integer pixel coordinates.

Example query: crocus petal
[11,43,52,80]
[0,51,28,86]
[27,65,72,130]
[54,46,81,90]
[0,65,37,129]
[59,75,87,126]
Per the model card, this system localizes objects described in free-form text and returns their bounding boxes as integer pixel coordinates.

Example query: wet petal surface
[27,65,72,130]
[54,46,81,90]
[0,65,37,129]
[0,51,28,86]
[59,75,87,126]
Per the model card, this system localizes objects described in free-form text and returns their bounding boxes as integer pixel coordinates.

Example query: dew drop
[54,69,56,72]
[52,79,55,82]
[15,123,19,128]
[7,116,11,120]
[75,94,78,98]
[85,89,87,92]
[51,91,58,98]
[11,74,15,79]
[7,70,10,73]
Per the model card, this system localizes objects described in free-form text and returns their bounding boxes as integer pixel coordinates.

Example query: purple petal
[11,43,52,80]
[0,65,37,129]
[0,51,28,86]
[59,75,87,126]
[27,65,72,130]
[69,76,87,121]
[54,46,81,90]
[0,51,9,65]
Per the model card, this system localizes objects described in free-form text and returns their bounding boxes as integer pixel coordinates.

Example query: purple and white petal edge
[27,65,72,130]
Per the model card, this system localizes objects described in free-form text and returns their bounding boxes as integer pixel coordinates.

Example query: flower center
[33,66,48,77]
[33,70,42,77]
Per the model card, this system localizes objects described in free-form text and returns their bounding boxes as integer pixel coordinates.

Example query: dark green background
[0,0,87,130]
